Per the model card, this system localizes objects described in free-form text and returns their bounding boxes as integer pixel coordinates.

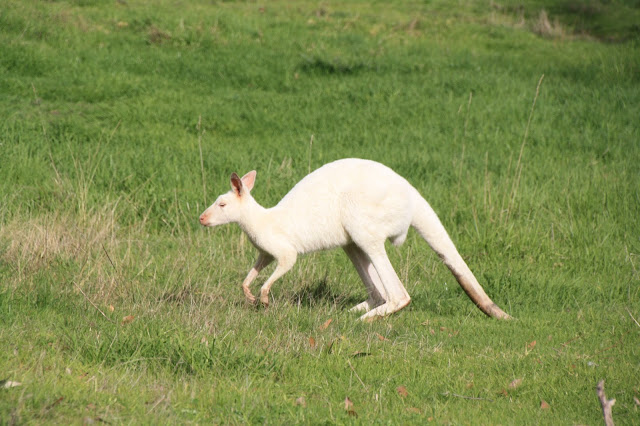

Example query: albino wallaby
[199,158,510,320]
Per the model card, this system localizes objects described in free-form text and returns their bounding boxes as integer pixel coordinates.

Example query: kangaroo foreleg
[242,252,273,304]
[259,252,297,307]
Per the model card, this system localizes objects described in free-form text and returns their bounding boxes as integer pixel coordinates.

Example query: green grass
[1,0,639,423]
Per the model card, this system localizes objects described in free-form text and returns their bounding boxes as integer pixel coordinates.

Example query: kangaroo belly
[283,207,351,253]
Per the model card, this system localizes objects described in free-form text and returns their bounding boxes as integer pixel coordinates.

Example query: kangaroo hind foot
[349,298,384,313]
[358,298,411,321]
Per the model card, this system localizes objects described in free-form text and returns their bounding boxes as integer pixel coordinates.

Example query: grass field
[1,0,639,423]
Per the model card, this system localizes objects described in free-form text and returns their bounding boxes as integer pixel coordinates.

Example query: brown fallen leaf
[508,378,523,389]
[397,386,409,398]
[633,396,640,406]
[344,396,354,410]
[427,417,434,422]
[121,315,135,325]
[540,400,550,410]
[295,396,306,407]
[46,396,64,410]
[308,337,316,348]
[318,318,333,330]
[344,397,357,417]
[499,389,509,397]
[375,333,388,341]
[108,305,115,312]
[527,340,537,350]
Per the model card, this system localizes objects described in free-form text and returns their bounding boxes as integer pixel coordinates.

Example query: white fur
[200,158,510,320]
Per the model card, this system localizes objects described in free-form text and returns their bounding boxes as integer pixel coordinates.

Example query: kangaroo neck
[235,197,271,244]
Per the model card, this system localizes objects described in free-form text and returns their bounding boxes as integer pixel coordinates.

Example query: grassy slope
[1,0,639,423]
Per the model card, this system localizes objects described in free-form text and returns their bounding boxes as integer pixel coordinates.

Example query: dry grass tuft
[533,9,565,38]
[1,209,118,272]
[148,26,171,44]
[487,6,570,40]
[0,203,143,303]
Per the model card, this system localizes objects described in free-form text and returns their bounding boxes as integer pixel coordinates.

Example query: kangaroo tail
[411,193,511,319]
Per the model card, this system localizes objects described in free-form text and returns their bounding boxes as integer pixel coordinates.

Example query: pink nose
[199,214,207,225]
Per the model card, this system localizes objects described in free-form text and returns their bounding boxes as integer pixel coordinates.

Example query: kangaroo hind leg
[358,245,411,321]
[343,244,385,313]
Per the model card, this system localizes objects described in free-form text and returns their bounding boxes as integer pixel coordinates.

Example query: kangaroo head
[199,170,257,227]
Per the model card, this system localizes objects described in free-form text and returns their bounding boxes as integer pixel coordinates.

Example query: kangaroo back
[411,194,511,319]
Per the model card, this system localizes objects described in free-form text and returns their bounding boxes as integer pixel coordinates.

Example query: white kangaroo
[199,158,510,320]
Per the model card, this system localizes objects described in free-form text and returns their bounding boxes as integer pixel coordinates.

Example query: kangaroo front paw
[260,291,269,307]
[243,287,256,304]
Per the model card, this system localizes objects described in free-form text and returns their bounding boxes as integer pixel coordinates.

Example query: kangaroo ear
[230,172,243,196]
[241,170,257,192]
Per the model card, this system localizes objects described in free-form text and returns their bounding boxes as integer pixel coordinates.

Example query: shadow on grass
[297,55,368,75]
[289,279,361,309]
[287,281,471,316]
[224,279,360,311]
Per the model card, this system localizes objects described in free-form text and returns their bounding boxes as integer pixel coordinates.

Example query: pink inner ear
[241,170,257,192]
[230,173,243,196]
